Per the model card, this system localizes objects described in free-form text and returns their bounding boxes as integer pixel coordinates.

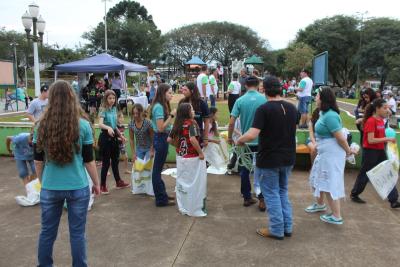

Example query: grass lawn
[337,98,358,105]
[0,99,356,130]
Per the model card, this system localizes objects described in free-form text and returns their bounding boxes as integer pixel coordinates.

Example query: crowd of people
[4,65,400,266]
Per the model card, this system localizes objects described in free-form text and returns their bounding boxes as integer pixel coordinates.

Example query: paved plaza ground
[1,158,400,266]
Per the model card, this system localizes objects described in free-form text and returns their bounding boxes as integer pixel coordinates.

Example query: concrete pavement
[1,158,400,266]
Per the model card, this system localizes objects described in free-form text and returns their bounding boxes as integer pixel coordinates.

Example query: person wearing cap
[228,76,266,210]
[26,85,49,122]
[237,76,298,240]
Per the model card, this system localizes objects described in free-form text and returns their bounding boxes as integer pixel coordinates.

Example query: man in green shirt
[228,76,267,210]
[209,69,219,107]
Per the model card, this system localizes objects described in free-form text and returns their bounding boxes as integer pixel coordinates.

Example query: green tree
[82,0,162,64]
[296,15,360,87]
[284,42,315,78]
[163,21,269,68]
[359,18,400,88]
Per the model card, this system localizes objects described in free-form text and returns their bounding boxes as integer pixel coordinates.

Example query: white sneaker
[305,203,327,213]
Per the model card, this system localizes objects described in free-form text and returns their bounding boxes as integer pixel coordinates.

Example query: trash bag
[203,139,229,174]
[176,156,207,217]
[131,153,154,196]
[15,178,41,207]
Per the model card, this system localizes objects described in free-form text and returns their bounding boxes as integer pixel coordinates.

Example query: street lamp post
[356,11,368,96]
[21,2,46,97]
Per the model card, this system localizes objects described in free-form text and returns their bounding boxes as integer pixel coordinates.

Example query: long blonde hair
[36,80,81,165]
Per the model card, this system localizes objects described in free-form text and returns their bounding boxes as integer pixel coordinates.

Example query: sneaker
[351,195,366,204]
[320,214,343,225]
[116,179,130,189]
[156,200,176,207]
[305,203,327,213]
[226,169,233,175]
[100,185,109,195]
[390,201,400,209]
[243,198,257,207]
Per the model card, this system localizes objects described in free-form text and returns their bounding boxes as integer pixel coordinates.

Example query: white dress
[309,137,346,200]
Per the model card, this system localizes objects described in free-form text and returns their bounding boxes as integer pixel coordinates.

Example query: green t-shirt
[315,109,342,138]
[33,118,93,190]
[151,103,172,133]
[231,90,267,145]
[100,106,117,129]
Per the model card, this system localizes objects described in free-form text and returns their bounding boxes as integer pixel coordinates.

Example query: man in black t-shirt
[237,76,297,240]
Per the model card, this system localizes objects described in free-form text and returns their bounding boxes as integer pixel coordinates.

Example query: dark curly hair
[36,80,81,165]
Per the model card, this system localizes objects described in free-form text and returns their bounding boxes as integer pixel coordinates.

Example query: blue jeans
[239,146,259,200]
[256,166,293,237]
[209,94,216,107]
[38,186,90,267]
[152,133,169,206]
[136,147,150,160]
[16,159,36,178]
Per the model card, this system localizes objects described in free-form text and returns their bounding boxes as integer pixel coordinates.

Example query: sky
[1,0,400,50]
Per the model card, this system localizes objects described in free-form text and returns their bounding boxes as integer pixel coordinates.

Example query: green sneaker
[304,203,327,213]
[320,214,343,225]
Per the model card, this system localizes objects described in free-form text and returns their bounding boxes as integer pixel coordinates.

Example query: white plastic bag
[15,178,41,207]
[131,154,154,196]
[203,139,229,174]
[367,160,399,200]
[176,156,207,217]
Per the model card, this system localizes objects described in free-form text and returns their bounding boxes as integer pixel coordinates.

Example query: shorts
[298,96,312,114]
[16,160,36,179]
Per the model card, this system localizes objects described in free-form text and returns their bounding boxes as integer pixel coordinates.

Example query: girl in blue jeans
[34,80,100,267]
[149,83,176,207]
[129,103,154,161]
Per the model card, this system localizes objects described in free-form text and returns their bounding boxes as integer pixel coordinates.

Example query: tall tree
[163,21,269,68]
[359,18,400,89]
[83,0,162,64]
[284,42,315,78]
[296,15,360,87]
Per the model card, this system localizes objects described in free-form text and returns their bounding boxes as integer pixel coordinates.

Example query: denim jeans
[38,186,90,267]
[152,133,169,206]
[256,166,293,237]
[209,94,216,107]
[239,146,260,200]
[136,147,150,160]
[16,159,36,178]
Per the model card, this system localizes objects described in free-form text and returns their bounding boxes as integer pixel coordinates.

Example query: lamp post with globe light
[21,2,46,97]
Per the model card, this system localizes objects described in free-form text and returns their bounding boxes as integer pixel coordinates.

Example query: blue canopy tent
[55,53,148,114]
[185,56,206,66]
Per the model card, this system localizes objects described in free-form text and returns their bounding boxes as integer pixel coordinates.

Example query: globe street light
[21,2,46,97]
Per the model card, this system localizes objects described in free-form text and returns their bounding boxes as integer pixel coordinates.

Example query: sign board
[0,60,15,86]
[312,52,328,86]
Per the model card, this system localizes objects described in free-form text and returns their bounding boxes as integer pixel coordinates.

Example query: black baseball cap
[40,84,49,92]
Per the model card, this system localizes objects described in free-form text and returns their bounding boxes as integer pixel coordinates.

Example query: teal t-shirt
[231,90,267,145]
[100,106,117,129]
[34,118,93,190]
[151,103,172,133]
[315,109,342,138]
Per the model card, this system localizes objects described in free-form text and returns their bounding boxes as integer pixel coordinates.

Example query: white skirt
[309,137,346,200]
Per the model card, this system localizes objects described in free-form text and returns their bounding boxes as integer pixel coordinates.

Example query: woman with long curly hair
[98,89,130,194]
[150,83,176,206]
[178,82,210,146]
[34,80,100,267]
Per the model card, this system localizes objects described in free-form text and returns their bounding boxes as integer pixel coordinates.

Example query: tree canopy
[82,0,162,64]
[163,21,270,68]
[296,15,360,87]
